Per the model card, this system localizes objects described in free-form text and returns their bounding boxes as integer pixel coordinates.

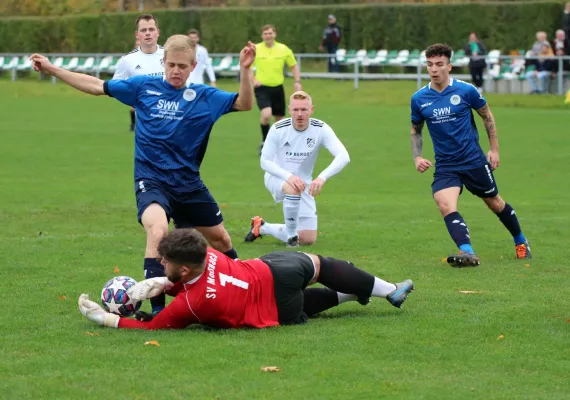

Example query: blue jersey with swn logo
[104,76,237,193]
[410,78,487,171]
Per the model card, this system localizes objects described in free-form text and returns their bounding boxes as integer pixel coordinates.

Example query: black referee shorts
[260,251,316,325]
[254,85,286,117]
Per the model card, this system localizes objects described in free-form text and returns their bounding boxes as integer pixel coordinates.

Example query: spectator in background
[319,14,342,73]
[464,32,487,93]
[563,3,570,39]
[531,31,549,55]
[553,30,570,72]
[525,43,555,94]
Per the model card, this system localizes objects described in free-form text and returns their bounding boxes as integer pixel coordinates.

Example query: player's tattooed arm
[410,121,424,159]
[476,104,499,150]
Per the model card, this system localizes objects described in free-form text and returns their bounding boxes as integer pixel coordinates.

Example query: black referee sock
[130,109,135,125]
[223,247,238,260]
[317,256,375,299]
[260,124,270,142]
[303,287,339,317]
[144,258,165,314]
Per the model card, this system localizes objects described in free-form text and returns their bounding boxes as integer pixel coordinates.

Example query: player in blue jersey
[30,34,256,313]
[409,43,531,267]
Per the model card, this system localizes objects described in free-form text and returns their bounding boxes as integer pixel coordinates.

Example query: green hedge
[0,3,562,54]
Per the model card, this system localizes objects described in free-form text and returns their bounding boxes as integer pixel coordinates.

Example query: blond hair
[164,34,196,63]
[261,24,276,34]
[289,90,312,104]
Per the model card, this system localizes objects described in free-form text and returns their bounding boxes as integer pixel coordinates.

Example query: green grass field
[1,78,569,400]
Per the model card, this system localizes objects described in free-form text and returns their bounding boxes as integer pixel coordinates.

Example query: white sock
[337,292,358,304]
[371,278,397,298]
[260,223,288,243]
[283,195,301,239]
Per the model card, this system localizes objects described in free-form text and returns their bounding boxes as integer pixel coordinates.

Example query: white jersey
[186,44,216,85]
[260,118,350,184]
[113,46,165,80]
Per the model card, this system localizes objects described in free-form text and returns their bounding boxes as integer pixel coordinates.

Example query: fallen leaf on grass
[457,290,482,294]
[144,340,160,347]
[113,266,120,273]
[58,295,67,300]
[566,319,570,324]
[360,256,367,259]
[220,203,228,209]
[260,366,281,372]
[497,334,505,340]
[441,258,447,262]
[525,264,530,268]
[85,331,99,336]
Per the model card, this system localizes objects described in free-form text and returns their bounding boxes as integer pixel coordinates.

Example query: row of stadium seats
[0,55,122,74]
[0,54,246,75]
[335,48,532,68]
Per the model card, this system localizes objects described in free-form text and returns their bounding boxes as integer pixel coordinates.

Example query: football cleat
[515,241,532,259]
[386,279,414,308]
[286,235,299,248]
[244,216,264,242]
[447,252,481,268]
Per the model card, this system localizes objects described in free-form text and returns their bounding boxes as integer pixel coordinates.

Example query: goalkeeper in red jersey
[78,229,414,330]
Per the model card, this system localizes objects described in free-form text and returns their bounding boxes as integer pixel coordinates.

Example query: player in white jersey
[185,29,216,87]
[245,91,350,247]
[113,14,164,131]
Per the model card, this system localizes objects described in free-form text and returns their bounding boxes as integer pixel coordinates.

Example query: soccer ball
[101,276,142,317]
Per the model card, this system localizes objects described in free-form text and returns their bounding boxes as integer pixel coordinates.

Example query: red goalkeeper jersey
[118,248,279,330]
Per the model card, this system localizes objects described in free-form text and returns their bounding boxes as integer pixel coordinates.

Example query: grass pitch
[0,77,568,399]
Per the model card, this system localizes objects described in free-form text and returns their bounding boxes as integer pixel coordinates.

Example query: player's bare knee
[436,202,456,216]
[299,231,317,246]
[260,109,272,125]
[201,228,232,252]
[147,224,168,246]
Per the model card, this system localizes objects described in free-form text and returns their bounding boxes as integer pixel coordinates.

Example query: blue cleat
[516,241,532,259]
[386,279,414,308]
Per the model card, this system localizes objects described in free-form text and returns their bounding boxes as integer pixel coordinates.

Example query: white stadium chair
[346,49,366,65]
[95,56,113,73]
[487,49,501,66]
[2,56,18,70]
[16,56,32,71]
[53,57,64,68]
[335,48,346,64]
[213,55,232,72]
[65,57,79,70]
[76,57,95,72]
[389,50,410,66]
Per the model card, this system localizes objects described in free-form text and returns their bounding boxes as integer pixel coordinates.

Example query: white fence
[2,52,569,95]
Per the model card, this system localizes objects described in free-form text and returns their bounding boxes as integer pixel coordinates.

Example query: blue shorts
[135,180,223,228]
[431,164,499,198]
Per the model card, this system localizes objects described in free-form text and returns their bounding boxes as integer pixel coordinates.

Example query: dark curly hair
[157,229,208,268]
[425,43,453,61]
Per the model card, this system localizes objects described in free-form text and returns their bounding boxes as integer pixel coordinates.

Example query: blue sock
[443,212,474,253]
[459,244,475,254]
[223,248,238,260]
[144,258,165,314]
[496,203,526,245]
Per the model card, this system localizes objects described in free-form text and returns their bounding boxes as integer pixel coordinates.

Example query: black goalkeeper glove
[134,310,154,322]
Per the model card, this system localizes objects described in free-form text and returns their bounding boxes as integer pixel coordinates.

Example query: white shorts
[264,173,318,231]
